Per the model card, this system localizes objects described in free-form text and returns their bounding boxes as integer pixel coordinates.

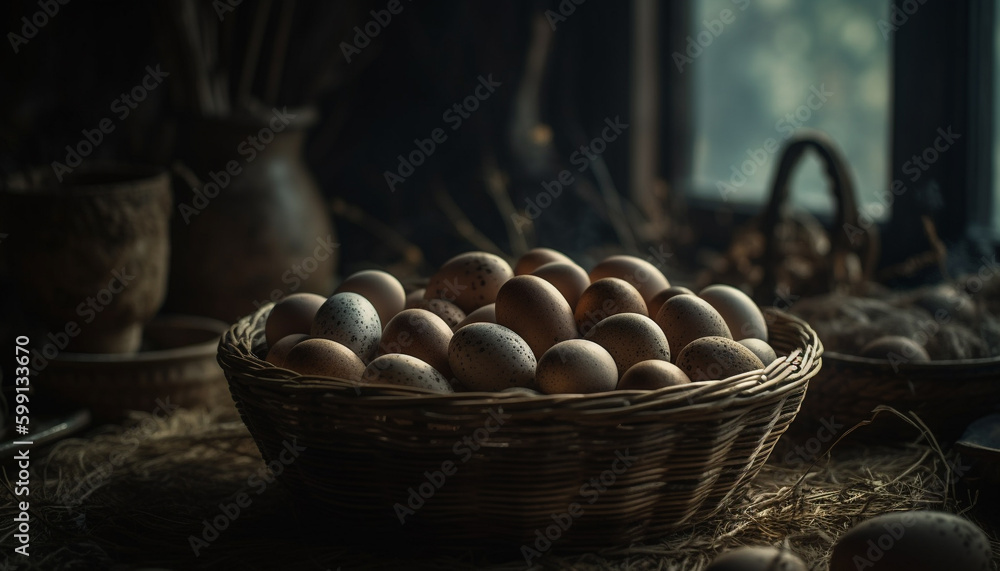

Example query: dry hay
[1,407,998,570]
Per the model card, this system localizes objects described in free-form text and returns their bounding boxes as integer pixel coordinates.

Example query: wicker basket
[217,305,822,550]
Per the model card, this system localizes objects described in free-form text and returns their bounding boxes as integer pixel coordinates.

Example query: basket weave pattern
[217,306,822,548]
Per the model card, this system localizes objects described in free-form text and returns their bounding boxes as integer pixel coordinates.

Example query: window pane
[688,0,890,216]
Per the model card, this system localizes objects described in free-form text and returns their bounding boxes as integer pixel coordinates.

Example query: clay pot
[164,109,337,323]
[0,165,172,353]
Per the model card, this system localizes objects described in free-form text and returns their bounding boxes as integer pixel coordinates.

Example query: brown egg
[335,270,405,329]
[830,511,992,571]
[699,284,768,342]
[738,338,777,365]
[455,303,496,330]
[531,261,590,308]
[311,292,382,362]
[264,293,326,347]
[514,247,573,275]
[265,333,310,367]
[617,360,690,390]
[378,308,453,378]
[284,338,366,381]
[647,286,694,319]
[706,546,807,571]
[425,251,513,313]
[655,295,732,355]
[589,255,670,307]
[586,313,670,378]
[448,323,536,391]
[575,278,648,335]
[675,336,764,381]
[363,354,453,393]
[418,298,467,329]
[859,335,931,362]
[405,288,426,309]
[495,275,578,359]
[536,339,618,394]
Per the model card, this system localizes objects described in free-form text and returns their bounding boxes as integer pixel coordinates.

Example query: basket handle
[758,131,879,295]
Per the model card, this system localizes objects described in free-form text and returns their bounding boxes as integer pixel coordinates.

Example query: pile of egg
[263,248,778,394]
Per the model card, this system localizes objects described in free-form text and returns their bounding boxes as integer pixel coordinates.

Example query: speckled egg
[675,336,764,382]
[536,339,618,394]
[514,247,573,275]
[310,292,382,362]
[425,251,513,313]
[335,269,406,329]
[378,308,453,378]
[532,261,591,308]
[617,360,691,390]
[418,298,467,329]
[264,293,326,346]
[575,278,648,335]
[265,333,310,367]
[284,338,366,381]
[455,303,496,330]
[647,286,694,318]
[830,511,993,571]
[655,294,733,355]
[738,338,777,365]
[589,255,670,307]
[699,284,768,342]
[586,313,670,378]
[405,288,426,309]
[860,335,931,362]
[448,323,536,391]
[363,354,454,393]
[705,546,807,571]
[496,275,578,359]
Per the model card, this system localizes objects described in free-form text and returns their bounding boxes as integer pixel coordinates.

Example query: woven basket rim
[823,350,1000,371]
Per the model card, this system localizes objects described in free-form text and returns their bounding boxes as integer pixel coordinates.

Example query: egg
[418,298,467,329]
[536,339,618,394]
[585,313,670,378]
[455,303,496,330]
[448,323,536,391]
[264,293,326,347]
[501,386,542,395]
[913,284,976,324]
[405,288,426,309]
[495,275,578,359]
[675,336,764,381]
[647,286,694,318]
[655,295,732,355]
[829,511,992,571]
[378,308,453,378]
[310,292,382,362]
[589,255,670,307]
[363,354,454,393]
[699,284,768,342]
[265,333,310,367]
[738,338,777,365]
[335,270,405,328]
[575,278,648,335]
[514,247,573,275]
[425,251,513,313]
[284,338,366,380]
[617,360,690,390]
[859,335,931,362]
[705,546,807,571]
[531,261,591,308]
